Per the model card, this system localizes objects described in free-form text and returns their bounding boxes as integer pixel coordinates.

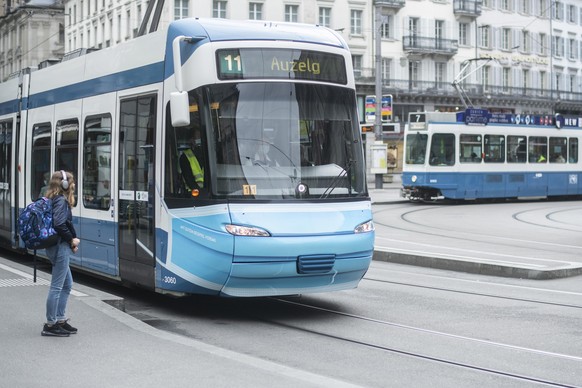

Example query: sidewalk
[0,258,361,388]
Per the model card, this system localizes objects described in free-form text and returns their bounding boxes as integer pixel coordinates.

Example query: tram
[401,109,582,201]
[0,18,374,296]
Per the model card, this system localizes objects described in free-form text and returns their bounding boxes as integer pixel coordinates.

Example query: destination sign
[216,49,347,84]
[458,109,582,129]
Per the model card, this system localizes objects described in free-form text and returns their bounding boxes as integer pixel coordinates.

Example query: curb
[373,250,582,280]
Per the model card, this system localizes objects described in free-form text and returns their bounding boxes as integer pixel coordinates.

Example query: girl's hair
[45,171,76,207]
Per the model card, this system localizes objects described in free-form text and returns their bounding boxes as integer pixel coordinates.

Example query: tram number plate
[243,185,257,195]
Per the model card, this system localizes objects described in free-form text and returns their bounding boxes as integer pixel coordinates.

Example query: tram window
[429,133,455,166]
[460,134,482,163]
[56,119,79,206]
[507,136,526,163]
[569,138,578,163]
[528,136,547,163]
[405,133,428,164]
[549,137,567,163]
[165,92,206,199]
[32,122,52,201]
[83,115,112,210]
[484,135,505,163]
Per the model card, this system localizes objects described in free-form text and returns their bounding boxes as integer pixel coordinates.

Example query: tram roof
[168,18,347,49]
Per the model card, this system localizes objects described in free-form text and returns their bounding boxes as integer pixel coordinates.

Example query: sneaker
[57,320,77,334]
[41,323,70,337]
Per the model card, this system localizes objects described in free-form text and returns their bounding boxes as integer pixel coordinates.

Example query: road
[78,259,582,387]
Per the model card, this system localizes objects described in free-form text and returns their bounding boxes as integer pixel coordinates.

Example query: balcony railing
[374,0,406,9]
[453,0,482,17]
[403,36,458,55]
[353,70,582,105]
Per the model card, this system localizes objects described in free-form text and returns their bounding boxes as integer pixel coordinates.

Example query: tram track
[263,297,582,388]
[372,203,582,270]
[363,276,582,309]
[374,204,582,251]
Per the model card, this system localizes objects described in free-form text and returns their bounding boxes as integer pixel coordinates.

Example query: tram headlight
[225,224,271,237]
[354,220,374,234]
[411,175,418,183]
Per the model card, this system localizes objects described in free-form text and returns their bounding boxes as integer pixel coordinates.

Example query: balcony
[352,72,582,111]
[453,0,482,17]
[403,36,458,56]
[374,0,406,9]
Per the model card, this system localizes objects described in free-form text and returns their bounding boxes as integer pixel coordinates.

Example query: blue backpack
[18,197,60,250]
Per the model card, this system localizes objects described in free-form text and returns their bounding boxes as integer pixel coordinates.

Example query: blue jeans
[45,241,73,324]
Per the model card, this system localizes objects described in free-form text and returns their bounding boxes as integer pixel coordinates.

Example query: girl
[41,171,81,337]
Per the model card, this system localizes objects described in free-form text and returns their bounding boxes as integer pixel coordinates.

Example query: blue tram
[401,110,582,201]
[0,18,374,296]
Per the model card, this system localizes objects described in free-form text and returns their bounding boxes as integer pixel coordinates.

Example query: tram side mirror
[170,91,190,127]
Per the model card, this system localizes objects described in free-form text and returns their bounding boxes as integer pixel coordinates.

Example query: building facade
[0,0,65,80]
[2,0,582,120]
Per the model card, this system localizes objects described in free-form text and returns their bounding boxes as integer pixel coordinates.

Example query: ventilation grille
[297,255,335,274]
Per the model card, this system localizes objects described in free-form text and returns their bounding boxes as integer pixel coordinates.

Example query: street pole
[374,3,383,189]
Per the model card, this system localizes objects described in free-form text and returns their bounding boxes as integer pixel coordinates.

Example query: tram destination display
[216,48,347,84]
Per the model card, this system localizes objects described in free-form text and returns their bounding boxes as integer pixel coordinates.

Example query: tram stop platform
[0,259,357,388]
[369,179,582,281]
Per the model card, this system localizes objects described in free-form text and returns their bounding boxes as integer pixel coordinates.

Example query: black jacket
[52,195,77,244]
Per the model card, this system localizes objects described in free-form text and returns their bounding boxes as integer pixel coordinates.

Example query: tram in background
[0,18,374,296]
[401,109,582,201]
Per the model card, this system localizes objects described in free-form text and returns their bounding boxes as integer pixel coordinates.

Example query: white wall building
[0,0,65,80]
[3,0,582,118]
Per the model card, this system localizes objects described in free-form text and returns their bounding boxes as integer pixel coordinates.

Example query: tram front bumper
[220,233,374,297]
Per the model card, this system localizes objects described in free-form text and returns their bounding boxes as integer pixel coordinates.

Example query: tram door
[118,95,156,288]
[0,119,13,246]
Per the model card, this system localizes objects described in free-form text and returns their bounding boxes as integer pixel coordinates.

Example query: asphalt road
[89,259,582,387]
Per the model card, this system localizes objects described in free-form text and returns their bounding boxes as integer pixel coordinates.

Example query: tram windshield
[165,82,366,200]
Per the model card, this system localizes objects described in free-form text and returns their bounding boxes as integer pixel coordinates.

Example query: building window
[520,0,530,14]
[175,0,188,20]
[459,23,469,46]
[350,10,362,35]
[213,1,227,18]
[435,62,446,88]
[380,15,393,39]
[521,30,530,53]
[539,0,548,17]
[500,0,511,11]
[249,2,262,20]
[285,4,298,22]
[522,69,529,90]
[480,25,490,48]
[540,71,546,94]
[553,1,563,20]
[381,58,391,85]
[539,33,547,55]
[553,35,564,57]
[502,28,511,50]
[502,67,511,92]
[568,5,577,23]
[409,61,420,88]
[482,65,491,91]
[352,55,362,77]
[435,20,444,47]
[319,7,331,28]
[568,38,577,59]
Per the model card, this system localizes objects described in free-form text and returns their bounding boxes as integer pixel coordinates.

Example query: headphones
[60,170,69,190]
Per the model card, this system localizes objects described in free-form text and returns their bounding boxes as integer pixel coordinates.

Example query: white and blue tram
[401,110,582,201]
[0,18,374,296]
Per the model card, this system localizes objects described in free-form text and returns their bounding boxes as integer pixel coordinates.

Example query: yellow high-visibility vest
[184,149,204,189]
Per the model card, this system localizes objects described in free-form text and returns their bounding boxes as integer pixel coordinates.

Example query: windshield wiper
[320,159,356,199]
